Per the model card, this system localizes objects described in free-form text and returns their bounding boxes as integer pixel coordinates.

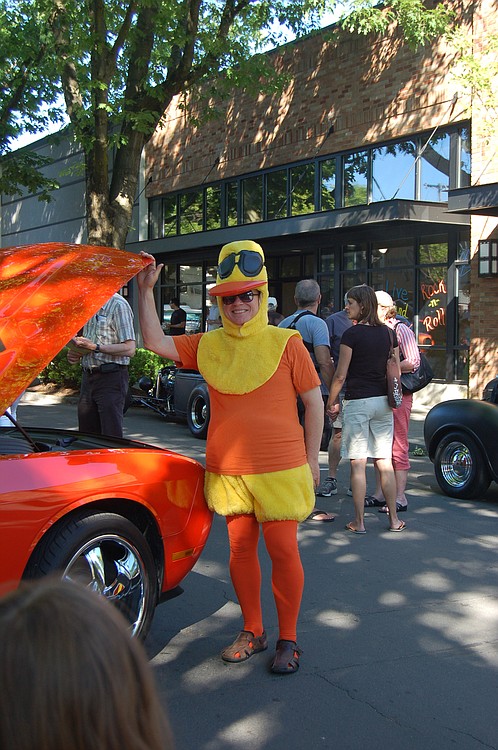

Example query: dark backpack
[284,310,319,370]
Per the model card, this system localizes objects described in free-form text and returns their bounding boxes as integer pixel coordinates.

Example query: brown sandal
[221,630,268,662]
[270,640,302,674]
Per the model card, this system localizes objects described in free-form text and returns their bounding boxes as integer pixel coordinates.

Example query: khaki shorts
[341,396,394,459]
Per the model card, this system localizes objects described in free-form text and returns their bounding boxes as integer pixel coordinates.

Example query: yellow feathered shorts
[204,464,315,523]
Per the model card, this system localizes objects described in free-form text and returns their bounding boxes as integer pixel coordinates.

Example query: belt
[83,363,127,374]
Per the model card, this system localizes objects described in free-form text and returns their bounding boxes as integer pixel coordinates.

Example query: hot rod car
[133,366,210,440]
[424,376,498,499]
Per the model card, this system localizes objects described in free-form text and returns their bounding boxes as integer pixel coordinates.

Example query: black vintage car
[133,366,210,439]
[424,376,498,499]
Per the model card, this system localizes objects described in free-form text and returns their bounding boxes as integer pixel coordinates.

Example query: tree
[0,0,453,249]
[0,1,63,199]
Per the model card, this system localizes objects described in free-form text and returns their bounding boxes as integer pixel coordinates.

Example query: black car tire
[24,510,158,639]
[434,431,491,499]
[186,385,210,439]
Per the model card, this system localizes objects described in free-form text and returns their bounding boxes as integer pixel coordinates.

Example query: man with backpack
[279,279,335,523]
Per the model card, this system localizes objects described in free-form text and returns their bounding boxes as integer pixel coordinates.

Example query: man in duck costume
[137,241,324,674]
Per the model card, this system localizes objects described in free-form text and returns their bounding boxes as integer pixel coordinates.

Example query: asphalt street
[18,395,498,750]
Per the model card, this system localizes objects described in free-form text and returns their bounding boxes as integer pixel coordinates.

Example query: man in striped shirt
[67,293,136,437]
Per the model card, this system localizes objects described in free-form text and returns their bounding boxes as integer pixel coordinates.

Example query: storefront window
[456,243,471,381]
[226,181,238,226]
[178,265,203,313]
[420,132,450,202]
[206,265,218,286]
[304,254,314,276]
[320,251,334,274]
[343,151,368,206]
[149,198,162,240]
[180,191,203,234]
[342,243,368,296]
[163,194,178,236]
[291,163,315,215]
[149,124,469,237]
[459,126,471,188]
[266,170,288,220]
[265,256,277,279]
[320,159,336,211]
[371,266,415,322]
[162,264,177,284]
[372,141,416,201]
[242,175,263,223]
[419,237,448,265]
[343,244,367,272]
[281,255,301,278]
[179,265,202,284]
[372,241,415,269]
[418,266,448,348]
[205,186,221,230]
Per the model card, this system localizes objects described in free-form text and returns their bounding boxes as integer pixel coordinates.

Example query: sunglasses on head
[221,290,260,305]
[217,250,264,280]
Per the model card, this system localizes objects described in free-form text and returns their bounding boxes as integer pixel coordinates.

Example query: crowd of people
[2,240,421,695]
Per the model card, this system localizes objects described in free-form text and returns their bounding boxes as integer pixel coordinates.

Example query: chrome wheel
[63,535,148,636]
[25,511,158,639]
[438,440,472,490]
[187,385,210,439]
[189,394,207,430]
[434,431,490,499]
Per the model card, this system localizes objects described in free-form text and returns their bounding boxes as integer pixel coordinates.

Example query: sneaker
[316,477,337,496]
[347,487,353,496]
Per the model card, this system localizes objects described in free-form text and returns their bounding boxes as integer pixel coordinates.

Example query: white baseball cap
[267,296,278,309]
[375,290,394,307]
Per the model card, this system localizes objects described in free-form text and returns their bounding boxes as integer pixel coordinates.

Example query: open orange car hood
[0,243,148,415]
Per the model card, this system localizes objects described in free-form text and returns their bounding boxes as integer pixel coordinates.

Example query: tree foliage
[340,0,453,49]
[1,0,454,247]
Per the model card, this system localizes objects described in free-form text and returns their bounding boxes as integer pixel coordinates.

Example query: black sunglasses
[218,250,264,280]
[221,291,260,305]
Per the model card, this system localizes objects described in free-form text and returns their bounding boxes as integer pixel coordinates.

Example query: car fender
[0,448,210,590]
[424,399,498,480]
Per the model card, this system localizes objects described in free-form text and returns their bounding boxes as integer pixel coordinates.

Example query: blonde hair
[0,579,174,750]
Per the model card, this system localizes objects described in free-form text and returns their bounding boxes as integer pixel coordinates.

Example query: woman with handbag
[326,285,406,534]
[364,291,421,514]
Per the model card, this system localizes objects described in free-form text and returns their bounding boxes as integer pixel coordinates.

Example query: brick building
[2,0,497,400]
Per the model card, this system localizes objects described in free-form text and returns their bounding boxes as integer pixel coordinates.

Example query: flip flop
[306,509,335,523]
[345,522,366,534]
[389,520,407,532]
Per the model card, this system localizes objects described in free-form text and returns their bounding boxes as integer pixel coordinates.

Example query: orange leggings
[225,514,304,642]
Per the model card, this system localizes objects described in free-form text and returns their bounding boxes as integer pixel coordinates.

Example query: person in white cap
[363,290,420,514]
[267,296,284,326]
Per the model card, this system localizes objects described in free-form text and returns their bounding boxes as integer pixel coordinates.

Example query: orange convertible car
[0,243,212,638]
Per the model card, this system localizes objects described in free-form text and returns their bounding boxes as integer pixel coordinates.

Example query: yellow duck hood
[197,241,298,394]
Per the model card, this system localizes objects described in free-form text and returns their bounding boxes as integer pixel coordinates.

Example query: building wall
[467,0,498,396]
[1,134,88,247]
[145,3,471,197]
[0,133,141,249]
[144,0,497,398]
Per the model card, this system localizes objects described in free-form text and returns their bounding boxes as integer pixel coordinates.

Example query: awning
[447,184,498,216]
